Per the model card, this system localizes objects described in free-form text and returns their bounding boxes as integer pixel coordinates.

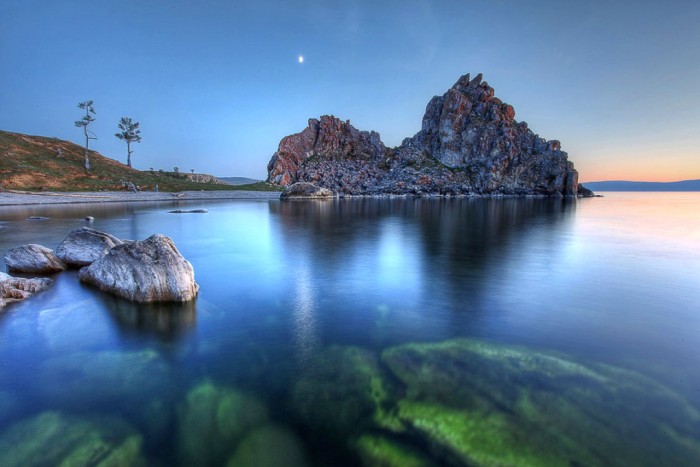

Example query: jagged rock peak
[267,115,386,186]
[266,72,581,197]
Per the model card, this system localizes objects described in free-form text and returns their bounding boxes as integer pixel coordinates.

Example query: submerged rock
[381,338,700,466]
[3,244,66,274]
[0,411,145,467]
[56,227,123,267]
[226,424,309,467]
[177,381,269,467]
[280,182,335,199]
[291,346,397,438]
[354,434,436,467]
[0,271,53,308]
[79,233,199,302]
[39,349,170,408]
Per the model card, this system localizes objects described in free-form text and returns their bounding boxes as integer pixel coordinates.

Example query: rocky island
[268,73,584,198]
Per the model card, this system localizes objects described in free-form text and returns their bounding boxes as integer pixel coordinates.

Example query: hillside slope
[0,131,277,192]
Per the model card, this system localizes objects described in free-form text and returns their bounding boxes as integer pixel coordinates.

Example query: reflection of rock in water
[103,294,196,340]
[0,411,146,466]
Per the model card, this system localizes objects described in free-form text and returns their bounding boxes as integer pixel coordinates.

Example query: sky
[1,0,699,182]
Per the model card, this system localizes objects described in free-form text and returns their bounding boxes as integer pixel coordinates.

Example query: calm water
[0,193,699,466]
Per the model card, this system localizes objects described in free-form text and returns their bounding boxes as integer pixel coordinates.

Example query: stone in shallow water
[0,411,145,467]
[0,271,53,308]
[3,244,66,274]
[291,345,398,438]
[226,424,309,467]
[78,233,199,302]
[381,338,700,466]
[55,227,123,267]
[177,381,269,467]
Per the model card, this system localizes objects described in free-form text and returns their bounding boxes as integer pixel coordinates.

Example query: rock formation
[280,182,335,199]
[56,227,124,267]
[78,234,199,302]
[0,272,53,308]
[267,73,582,197]
[3,244,66,274]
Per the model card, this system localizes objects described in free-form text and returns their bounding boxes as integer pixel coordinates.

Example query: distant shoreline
[0,190,282,206]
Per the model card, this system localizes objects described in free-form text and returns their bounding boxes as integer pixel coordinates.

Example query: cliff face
[267,73,580,197]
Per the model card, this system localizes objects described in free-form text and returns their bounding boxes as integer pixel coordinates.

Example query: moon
[298,55,304,64]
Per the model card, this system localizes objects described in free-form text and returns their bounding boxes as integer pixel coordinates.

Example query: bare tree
[74,100,96,171]
[115,117,142,168]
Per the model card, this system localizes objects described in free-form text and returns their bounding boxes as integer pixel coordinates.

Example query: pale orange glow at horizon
[576,151,700,183]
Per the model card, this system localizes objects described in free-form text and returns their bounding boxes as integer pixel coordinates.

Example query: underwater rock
[177,381,269,467]
[79,233,199,302]
[381,338,700,466]
[226,424,310,467]
[39,349,170,408]
[0,271,53,308]
[3,244,66,274]
[56,227,123,267]
[0,411,145,467]
[354,434,437,467]
[291,346,397,438]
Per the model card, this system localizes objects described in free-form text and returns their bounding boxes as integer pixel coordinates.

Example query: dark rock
[280,182,335,199]
[0,271,53,308]
[56,227,123,267]
[78,234,199,302]
[291,346,398,438]
[577,184,596,198]
[266,73,581,197]
[168,209,209,213]
[3,244,66,274]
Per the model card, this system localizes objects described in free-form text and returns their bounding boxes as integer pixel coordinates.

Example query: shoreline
[0,190,282,206]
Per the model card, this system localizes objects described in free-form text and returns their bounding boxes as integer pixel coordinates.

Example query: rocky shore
[0,190,282,206]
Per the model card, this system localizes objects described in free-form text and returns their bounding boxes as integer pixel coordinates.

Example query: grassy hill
[219,176,262,185]
[0,130,281,192]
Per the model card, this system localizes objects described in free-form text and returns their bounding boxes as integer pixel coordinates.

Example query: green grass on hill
[0,130,282,192]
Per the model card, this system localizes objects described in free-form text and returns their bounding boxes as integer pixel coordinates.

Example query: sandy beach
[0,190,282,206]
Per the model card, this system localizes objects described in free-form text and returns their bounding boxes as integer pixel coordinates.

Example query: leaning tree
[115,117,142,168]
[74,100,97,172]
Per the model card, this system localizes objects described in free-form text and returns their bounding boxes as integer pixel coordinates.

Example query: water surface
[0,193,698,466]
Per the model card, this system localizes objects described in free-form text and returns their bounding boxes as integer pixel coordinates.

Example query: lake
[0,192,699,466]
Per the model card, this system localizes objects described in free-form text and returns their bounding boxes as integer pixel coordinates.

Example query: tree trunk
[84,127,90,172]
[127,141,132,168]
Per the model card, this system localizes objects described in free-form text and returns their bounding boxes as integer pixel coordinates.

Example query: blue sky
[1,0,699,181]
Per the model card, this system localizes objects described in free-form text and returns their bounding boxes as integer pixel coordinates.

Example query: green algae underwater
[1,338,698,466]
[1,195,700,465]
